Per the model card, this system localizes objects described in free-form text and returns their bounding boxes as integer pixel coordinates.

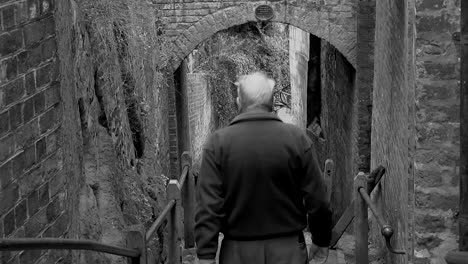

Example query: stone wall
[0,0,68,263]
[414,0,460,262]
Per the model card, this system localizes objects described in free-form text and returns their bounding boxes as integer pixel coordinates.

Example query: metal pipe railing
[353,169,406,264]
[358,187,405,255]
[330,166,386,247]
[147,151,194,264]
[179,165,189,188]
[146,199,176,242]
[0,151,194,264]
[144,165,189,243]
[0,238,140,257]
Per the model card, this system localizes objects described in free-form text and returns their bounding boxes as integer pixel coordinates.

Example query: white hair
[235,72,275,112]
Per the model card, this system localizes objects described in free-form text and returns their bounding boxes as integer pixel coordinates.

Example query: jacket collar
[228,110,283,126]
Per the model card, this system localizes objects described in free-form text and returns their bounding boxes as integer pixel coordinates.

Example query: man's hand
[197,258,216,264]
[308,243,329,264]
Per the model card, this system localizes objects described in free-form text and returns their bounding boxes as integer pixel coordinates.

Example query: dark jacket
[195,110,332,259]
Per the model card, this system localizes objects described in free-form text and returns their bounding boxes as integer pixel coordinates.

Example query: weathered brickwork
[186,72,214,171]
[0,0,68,263]
[168,72,180,179]
[414,0,460,262]
[155,1,357,71]
[356,0,375,173]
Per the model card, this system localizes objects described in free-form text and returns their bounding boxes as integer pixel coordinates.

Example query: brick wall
[167,72,180,179]
[154,1,357,71]
[371,1,409,263]
[414,0,460,262]
[186,72,214,171]
[356,0,375,173]
[0,0,68,263]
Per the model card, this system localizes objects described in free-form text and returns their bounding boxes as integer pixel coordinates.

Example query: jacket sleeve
[195,135,224,259]
[300,137,332,247]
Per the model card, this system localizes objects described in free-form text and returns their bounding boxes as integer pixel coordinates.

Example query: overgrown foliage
[193,22,291,127]
[78,0,169,166]
[75,2,170,262]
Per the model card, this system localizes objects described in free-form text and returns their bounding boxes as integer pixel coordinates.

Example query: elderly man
[195,72,332,264]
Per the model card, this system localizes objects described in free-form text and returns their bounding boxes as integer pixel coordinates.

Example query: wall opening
[171,22,358,225]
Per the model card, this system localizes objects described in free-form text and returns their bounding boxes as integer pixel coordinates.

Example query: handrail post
[126,225,147,264]
[167,180,182,264]
[181,151,195,248]
[354,172,368,264]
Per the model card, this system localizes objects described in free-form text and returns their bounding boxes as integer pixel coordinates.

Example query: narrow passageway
[0,1,464,264]
[173,22,357,227]
[171,21,361,264]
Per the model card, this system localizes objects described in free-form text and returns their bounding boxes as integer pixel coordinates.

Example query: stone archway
[164,3,357,71]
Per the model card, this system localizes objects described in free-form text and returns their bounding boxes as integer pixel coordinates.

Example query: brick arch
[166,2,360,179]
[166,3,357,71]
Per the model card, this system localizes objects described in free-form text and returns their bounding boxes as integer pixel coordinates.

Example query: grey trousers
[219,234,308,264]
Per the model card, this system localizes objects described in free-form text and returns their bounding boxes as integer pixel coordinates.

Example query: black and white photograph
[0,0,466,263]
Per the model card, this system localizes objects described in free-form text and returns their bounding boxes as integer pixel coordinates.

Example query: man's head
[235,72,276,113]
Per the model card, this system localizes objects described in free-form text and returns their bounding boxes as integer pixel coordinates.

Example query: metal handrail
[146,199,176,242]
[358,187,406,255]
[145,164,189,242]
[179,165,189,188]
[330,166,386,247]
[0,238,140,257]
[0,152,194,264]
